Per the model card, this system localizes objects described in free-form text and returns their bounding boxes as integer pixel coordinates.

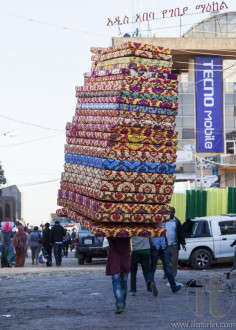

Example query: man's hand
[182,244,186,251]
[1,242,4,247]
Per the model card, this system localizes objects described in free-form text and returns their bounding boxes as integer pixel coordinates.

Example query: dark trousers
[130,252,152,292]
[233,248,236,269]
[54,243,63,266]
[63,242,69,257]
[1,246,8,267]
[150,247,177,292]
[44,246,52,266]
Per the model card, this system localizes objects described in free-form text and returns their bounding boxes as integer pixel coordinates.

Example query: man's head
[55,221,59,225]
[169,207,175,220]
[45,222,50,228]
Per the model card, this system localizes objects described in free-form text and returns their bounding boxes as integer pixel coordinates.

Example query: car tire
[191,249,212,270]
[78,255,85,265]
[85,257,92,263]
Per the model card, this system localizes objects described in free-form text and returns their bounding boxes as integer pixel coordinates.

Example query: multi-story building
[113,11,236,188]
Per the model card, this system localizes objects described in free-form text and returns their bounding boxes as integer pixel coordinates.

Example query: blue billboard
[195,56,223,153]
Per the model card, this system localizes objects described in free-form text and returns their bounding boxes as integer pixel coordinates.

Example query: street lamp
[3,131,18,137]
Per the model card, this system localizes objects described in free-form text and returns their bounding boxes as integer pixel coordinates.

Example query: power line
[0,133,63,148]
[0,113,64,131]
[0,10,110,38]
[9,178,60,187]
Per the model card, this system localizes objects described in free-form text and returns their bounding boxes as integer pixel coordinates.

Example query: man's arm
[149,238,155,249]
[176,219,186,250]
[230,239,236,247]
[1,230,4,246]
[50,228,54,245]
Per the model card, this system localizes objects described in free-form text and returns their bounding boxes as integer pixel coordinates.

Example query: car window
[219,221,236,235]
[182,220,194,238]
[192,221,210,237]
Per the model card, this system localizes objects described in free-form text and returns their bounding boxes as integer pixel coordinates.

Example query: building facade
[0,185,22,224]
[113,11,236,188]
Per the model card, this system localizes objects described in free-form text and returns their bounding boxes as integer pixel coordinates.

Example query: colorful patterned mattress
[84,74,178,91]
[60,181,172,203]
[77,96,178,109]
[64,163,176,184]
[75,102,178,116]
[91,49,172,62]
[73,111,176,123]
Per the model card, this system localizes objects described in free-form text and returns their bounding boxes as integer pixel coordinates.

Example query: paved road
[0,252,236,330]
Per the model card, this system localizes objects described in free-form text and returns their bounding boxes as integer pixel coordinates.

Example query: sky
[0,0,234,226]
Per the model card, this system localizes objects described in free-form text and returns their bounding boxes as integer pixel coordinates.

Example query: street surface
[0,252,236,330]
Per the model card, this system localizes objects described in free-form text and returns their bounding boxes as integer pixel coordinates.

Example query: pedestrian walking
[230,239,236,270]
[29,226,42,265]
[106,237,130,314]
[12,225,27,267]
[42,223,52,266]
[62,229,71,257]
[70,228,77,251]
[129,236,157,297]
[163,207,186,280]
[150,235,181,294]
[50,221,66,266]
[0,221,16,267]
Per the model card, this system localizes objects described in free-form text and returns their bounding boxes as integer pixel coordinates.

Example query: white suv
[179,214,236,270]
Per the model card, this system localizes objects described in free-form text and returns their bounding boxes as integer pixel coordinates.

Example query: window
[226,140,236,154]
[192,221,211,237]
[183,128,195,139]
[219,221,236,235]
[5,204,10,218]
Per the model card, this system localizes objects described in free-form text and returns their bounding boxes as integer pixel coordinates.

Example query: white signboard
[195,175,220,188]
[176,150,192,163]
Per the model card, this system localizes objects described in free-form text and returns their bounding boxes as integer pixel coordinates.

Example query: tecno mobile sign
[196,56,223,153]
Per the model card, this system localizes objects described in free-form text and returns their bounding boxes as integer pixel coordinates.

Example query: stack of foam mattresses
[56,41,178,237]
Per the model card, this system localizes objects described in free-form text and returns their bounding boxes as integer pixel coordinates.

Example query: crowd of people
[0,220,77,268]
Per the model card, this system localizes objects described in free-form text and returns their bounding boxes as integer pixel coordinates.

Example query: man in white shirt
[164,207,186,279]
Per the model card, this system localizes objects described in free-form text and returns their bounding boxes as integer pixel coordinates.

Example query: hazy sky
[0,0,234,226]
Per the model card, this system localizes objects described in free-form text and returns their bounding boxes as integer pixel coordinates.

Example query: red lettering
[107,18,113,26]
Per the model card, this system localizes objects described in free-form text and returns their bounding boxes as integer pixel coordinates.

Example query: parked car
[75,224,107,265]
[179,214,236,270]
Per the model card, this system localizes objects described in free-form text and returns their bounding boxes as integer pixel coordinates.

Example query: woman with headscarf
[1,221,16,267]
[12,225,28,267]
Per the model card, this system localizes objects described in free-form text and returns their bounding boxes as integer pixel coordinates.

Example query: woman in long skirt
[12,225,27,267]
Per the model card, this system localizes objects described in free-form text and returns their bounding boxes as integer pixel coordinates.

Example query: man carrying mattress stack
[56,41,179,313]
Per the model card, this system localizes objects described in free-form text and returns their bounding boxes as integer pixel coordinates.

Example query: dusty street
[0,252,236,330]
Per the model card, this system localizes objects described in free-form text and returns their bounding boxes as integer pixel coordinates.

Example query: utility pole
[200,158,203,190]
